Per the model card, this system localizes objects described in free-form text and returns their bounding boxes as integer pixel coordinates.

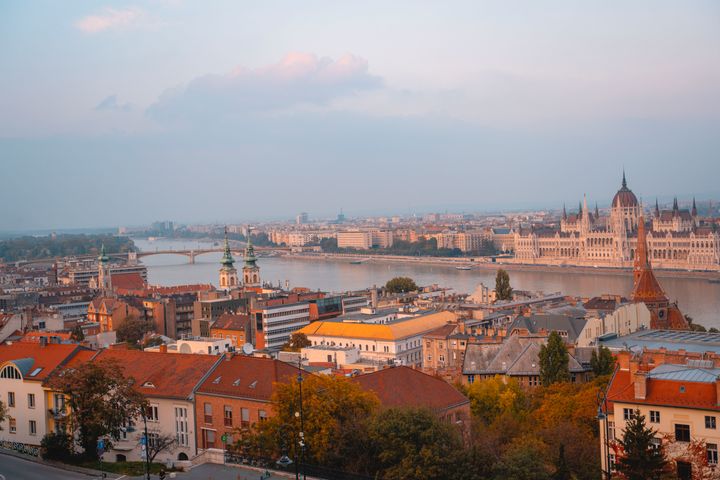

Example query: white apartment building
[261,302,311,350]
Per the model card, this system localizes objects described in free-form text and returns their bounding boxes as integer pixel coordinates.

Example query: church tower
[218,228,238,291]
[98,244,113,295]
[242,237,261,287]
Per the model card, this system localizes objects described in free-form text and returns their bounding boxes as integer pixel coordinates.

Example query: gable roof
[297,311,457,341]
[196,355,302,401]
[94,349,222,399]
[0,343,87,382]
[111,272,146,291]
[211,313,251,332]
[509,314,587,343]
[352,366,468,412]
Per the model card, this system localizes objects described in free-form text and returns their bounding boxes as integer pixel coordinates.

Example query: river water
[133,238,720,328]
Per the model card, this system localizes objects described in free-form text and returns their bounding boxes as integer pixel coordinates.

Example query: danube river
[134,239,720,328]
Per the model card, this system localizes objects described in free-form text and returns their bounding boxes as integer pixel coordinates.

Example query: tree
[493,435,551,480]
[40,432,75,461]
[615,409,668,480]
[245,374,379,469]
[0,399,6,429]
[495,269,513,301]
[550,444,573,480]
[539,332,570,385]
[143,432,177,463]
[590,346,615,376]
[466,376,526,425]
[385,277,418,294]
[367,407,465,480]
[282,332,311,352]
[115,316,153,347]
[70,325,85,342]
[48,358,147,459]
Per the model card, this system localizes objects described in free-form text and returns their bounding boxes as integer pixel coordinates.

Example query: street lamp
[296,356,307,480]
[597,391,612,480]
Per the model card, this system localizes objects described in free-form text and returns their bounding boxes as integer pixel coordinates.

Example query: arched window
[0,365,21,379]
[178,452,189,461]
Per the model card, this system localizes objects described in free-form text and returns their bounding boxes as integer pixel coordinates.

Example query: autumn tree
[615,409,668,480]
[385,277,418,294]
[246,374,379,470]
[0,400,6,429]
[466,376,527,425]
[115,316,153,347]
[493,435,552,480]
[590,346,615,376]
[367,407,465,480]
[48,358,147,459]
[539,331,570,385]
[550,444,572,480]
[282,332,311,352]
[494,269,513,301]
[70,325,85,342]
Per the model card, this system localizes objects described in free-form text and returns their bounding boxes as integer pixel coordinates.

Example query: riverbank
[283,252,720,281]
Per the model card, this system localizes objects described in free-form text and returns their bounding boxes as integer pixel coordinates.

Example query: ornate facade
[218,229,238,290]
[513,173,720,271]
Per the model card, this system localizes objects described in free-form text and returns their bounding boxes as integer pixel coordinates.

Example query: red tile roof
[196,355,302,401]
[94,349,222,399]
[352,366,469,412]
[211,313,251,332]
[608,370,720,411]
[0,343,87,382]
[111,272,146,292]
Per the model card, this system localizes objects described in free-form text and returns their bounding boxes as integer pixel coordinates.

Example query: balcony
[48,409,67,420]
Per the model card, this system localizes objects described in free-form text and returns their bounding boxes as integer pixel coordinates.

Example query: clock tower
[218,228,238,291]
[242,237,261,287]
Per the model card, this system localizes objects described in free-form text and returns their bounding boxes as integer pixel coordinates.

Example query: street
[129,464,293,480]
[0,454,96,480]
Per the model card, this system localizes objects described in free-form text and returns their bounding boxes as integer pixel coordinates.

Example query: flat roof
[600,329,720,354]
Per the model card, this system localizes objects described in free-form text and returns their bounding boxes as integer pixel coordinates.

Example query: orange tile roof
[111,272,146,291]
[608,370,720,411]
[94,349,222,399]
[352,366,469,412]
[20,332,73,343]
[196,355,302,401]
[211,313,251,332]
[0,343,87,382]
[297,312,456,341]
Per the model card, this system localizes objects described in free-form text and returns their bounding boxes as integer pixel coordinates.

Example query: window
[29,420,37,436]
[241,408,250,428]
[28,393,35,409]
[677,460,692,480]
[708,444,719,465]
[706,416,717,429]
[175,407,189,446]
[148,432,159,449]
[675,424,691,442]
[623,408,634,421]
[259,410,267,422]
[467,375,475,384]
[53,393,65,413]
[608,421,615,441]
[650,437,661,452]
[609,453,616,471]
[147,404,159,422]
[204,429,216,449]
[204,403,213,424]
[9,417,16,433]
[224,405,233,427]
[649,410,660,423]
[8,392,15,407]
[0,365,21,379]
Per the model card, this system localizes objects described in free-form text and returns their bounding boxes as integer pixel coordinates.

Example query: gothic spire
[692,197,698,217]
[220,227,234,268]
[595,202,599,219]
[621,169,627,189]
[244,235,257,268]
[654,198,660,217]
[673,197,679,215]
[98,244,109,264]
[562,203,567,220]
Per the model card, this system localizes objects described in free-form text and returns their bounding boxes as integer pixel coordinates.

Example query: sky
[1,1,719,231]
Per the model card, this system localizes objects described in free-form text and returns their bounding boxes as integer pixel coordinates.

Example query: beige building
[513,173,719,271]
[576,302,652,347]
[601,349,720,479]
[337,230,394,249]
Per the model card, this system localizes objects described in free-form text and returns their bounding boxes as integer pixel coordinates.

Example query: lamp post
[141,411,150,480]
[597,390,612,479]
[296,356,306,480]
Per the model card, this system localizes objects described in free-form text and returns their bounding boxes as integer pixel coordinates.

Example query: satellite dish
[242,343,254,355]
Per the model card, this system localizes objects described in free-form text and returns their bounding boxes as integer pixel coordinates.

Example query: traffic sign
[221,434,228,443]
[140,435,147,446]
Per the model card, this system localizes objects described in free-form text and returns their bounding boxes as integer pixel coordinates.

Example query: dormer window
[212,376,222,384]
[232,379,241,386]
[249,381,257,389]
[142,381,156,388]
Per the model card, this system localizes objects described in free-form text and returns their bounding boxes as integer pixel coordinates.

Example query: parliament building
[513,173,719,271]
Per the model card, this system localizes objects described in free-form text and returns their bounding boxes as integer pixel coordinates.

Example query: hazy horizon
[2,1,719,231]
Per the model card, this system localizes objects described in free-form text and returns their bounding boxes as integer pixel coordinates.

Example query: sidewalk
[0,448,122,478]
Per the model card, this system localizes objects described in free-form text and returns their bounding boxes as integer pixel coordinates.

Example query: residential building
[209,313,252,347]
[297,311,457,368]
[87,297,142,333]
[194,355,301,450]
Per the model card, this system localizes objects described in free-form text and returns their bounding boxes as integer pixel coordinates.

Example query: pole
[297,356,306,480]
[143,413,150,480]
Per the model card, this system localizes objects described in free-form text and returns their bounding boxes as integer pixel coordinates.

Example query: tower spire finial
[622,169,627,189]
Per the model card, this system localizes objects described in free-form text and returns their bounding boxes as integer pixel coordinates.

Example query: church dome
[612,172,638,208]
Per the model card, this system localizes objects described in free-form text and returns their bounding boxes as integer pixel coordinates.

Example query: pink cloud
[75,8,144,34]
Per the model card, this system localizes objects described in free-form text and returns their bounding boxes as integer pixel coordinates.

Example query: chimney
[634,371,647,400]
[159,344,167,353]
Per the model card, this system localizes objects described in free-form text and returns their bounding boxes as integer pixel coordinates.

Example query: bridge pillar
[189,250,195,264]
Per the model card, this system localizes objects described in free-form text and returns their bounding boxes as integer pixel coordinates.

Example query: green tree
[550,444,573,480]
[115,316,153,347]
[40,432,75,461]
[466,376,526,425]
[615,409,668,480]
[48,358,147,459]
[367,407,465,480]
[70,325,85,342]
[539,331,570,385]
[282,332,312,352]
[385,277,418,294]
[493,435,551,480]
[0,399,6,429]
[494,269,513,301]
[590,346,615,376]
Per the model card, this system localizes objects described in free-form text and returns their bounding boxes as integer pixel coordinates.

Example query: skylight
[29,367,43,377]
[249,381,257,389]
[142,381,156,388]
[212,376,222,384]
[232,379,241,386]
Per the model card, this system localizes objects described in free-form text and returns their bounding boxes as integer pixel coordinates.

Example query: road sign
[97,439,105,450]
[221,434,228,443]
[140,435,147,446]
